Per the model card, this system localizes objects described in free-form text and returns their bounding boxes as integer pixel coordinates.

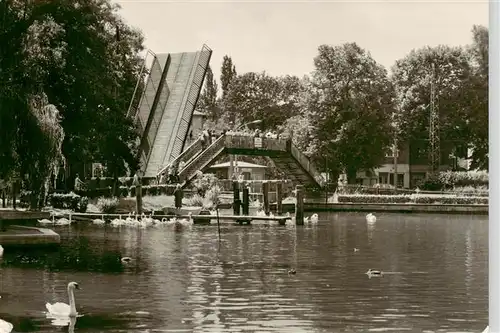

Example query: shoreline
[269,202,489,215]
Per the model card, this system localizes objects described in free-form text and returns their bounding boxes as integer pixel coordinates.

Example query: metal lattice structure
[429,63,440,173]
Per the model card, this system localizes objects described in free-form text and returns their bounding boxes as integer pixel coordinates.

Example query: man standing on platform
[174,184,183,212]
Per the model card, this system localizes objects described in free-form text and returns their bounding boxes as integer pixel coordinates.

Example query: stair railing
[156,136,204,180]
[288,142,326,187]
[179,134,227,184]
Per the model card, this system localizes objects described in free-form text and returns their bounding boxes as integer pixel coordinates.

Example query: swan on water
[121,256,133,263]
[309,213,319,223]
[0,319,12,333]
[366,213,377,223]
[93,215,105,224]
[366,269,383,277]
[46,282,80,317]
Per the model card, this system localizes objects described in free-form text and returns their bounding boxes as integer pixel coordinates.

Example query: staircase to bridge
[157,134,326,189]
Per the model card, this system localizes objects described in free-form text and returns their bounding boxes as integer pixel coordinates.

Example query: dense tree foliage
[0,0,144,205]
[391,45,473,163]
[467,25,488,169]
[222,72,304,130]
[306,43,395,183]
[196,66,219,120]
[220,55,237,99]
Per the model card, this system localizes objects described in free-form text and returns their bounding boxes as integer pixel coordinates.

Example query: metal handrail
[179,134,227,183]
[288,143,326,187]
[157,136,203,177]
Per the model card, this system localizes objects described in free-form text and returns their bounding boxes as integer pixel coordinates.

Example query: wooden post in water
[276,181,283,215]
[295,184,304,225]
[242,185,249,216]
[262,181,270,216]
[135,178,143,215]
[232,181,240,215]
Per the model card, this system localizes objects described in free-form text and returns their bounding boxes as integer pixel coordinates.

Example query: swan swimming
[366,269,383,277]
[366,213,377,223]
[0,319,12,333]
[93,215,105,224]
[309,213,319,224]
[46,282,80,318]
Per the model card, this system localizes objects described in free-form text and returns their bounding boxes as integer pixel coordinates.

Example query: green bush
[191,172,218,196]
[119,186,129,197]
[187,194,205,207]
[97,197,120,214]
[49,192,89,212]
[338,195,412,204]
[438,170,489,188]
[19,190,32,208]
[337,194,488,205]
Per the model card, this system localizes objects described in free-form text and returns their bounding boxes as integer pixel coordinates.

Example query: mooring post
[242,185,249,216]
[295,184,304,225]
[263,181,270,216]
[233,181,240,215]
[135,177,143,215]
[276,181,283,215]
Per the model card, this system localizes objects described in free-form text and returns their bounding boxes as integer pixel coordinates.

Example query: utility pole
[429,63,440,174]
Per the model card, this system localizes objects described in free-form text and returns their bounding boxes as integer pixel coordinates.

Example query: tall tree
[391,45,475,168]
[307,43,395,184]
[0,0,145,200]
[220,55,237,99]
[466,25,488,170]
[196,65,219,120]
[223,72,303,130]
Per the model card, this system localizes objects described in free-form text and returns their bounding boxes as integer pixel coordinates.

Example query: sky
[116,0,488,83]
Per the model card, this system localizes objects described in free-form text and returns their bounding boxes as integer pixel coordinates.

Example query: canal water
[0,212,488,332]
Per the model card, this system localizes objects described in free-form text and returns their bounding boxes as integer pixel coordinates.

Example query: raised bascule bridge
[128,45,325,192]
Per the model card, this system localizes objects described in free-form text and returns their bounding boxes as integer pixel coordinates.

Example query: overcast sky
[116,0,488,82]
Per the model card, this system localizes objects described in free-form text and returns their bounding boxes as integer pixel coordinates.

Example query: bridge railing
[225,135,288,151]
[288,144,326,187]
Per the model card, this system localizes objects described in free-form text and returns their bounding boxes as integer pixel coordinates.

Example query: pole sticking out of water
[216,204,221,242]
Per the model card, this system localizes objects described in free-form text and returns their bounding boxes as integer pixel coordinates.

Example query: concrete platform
[0,225,60,248]
[0,209,50,220]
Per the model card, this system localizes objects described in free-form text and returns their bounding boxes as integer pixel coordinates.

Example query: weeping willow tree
[20,94,66,208]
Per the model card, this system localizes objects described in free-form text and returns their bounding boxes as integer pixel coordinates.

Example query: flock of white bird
[38,213,194,229]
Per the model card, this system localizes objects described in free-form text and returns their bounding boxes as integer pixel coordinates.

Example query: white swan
[309,213,319,224]
[366,213,377,223]
[55,217,71,225]
[93,215,105,224]
[0,319,12,333]
[46,282,80,317]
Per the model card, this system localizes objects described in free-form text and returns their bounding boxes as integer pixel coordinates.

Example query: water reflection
[0,213,488,332]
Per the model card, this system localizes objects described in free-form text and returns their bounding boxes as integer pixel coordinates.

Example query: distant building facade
[344,140,466,189]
